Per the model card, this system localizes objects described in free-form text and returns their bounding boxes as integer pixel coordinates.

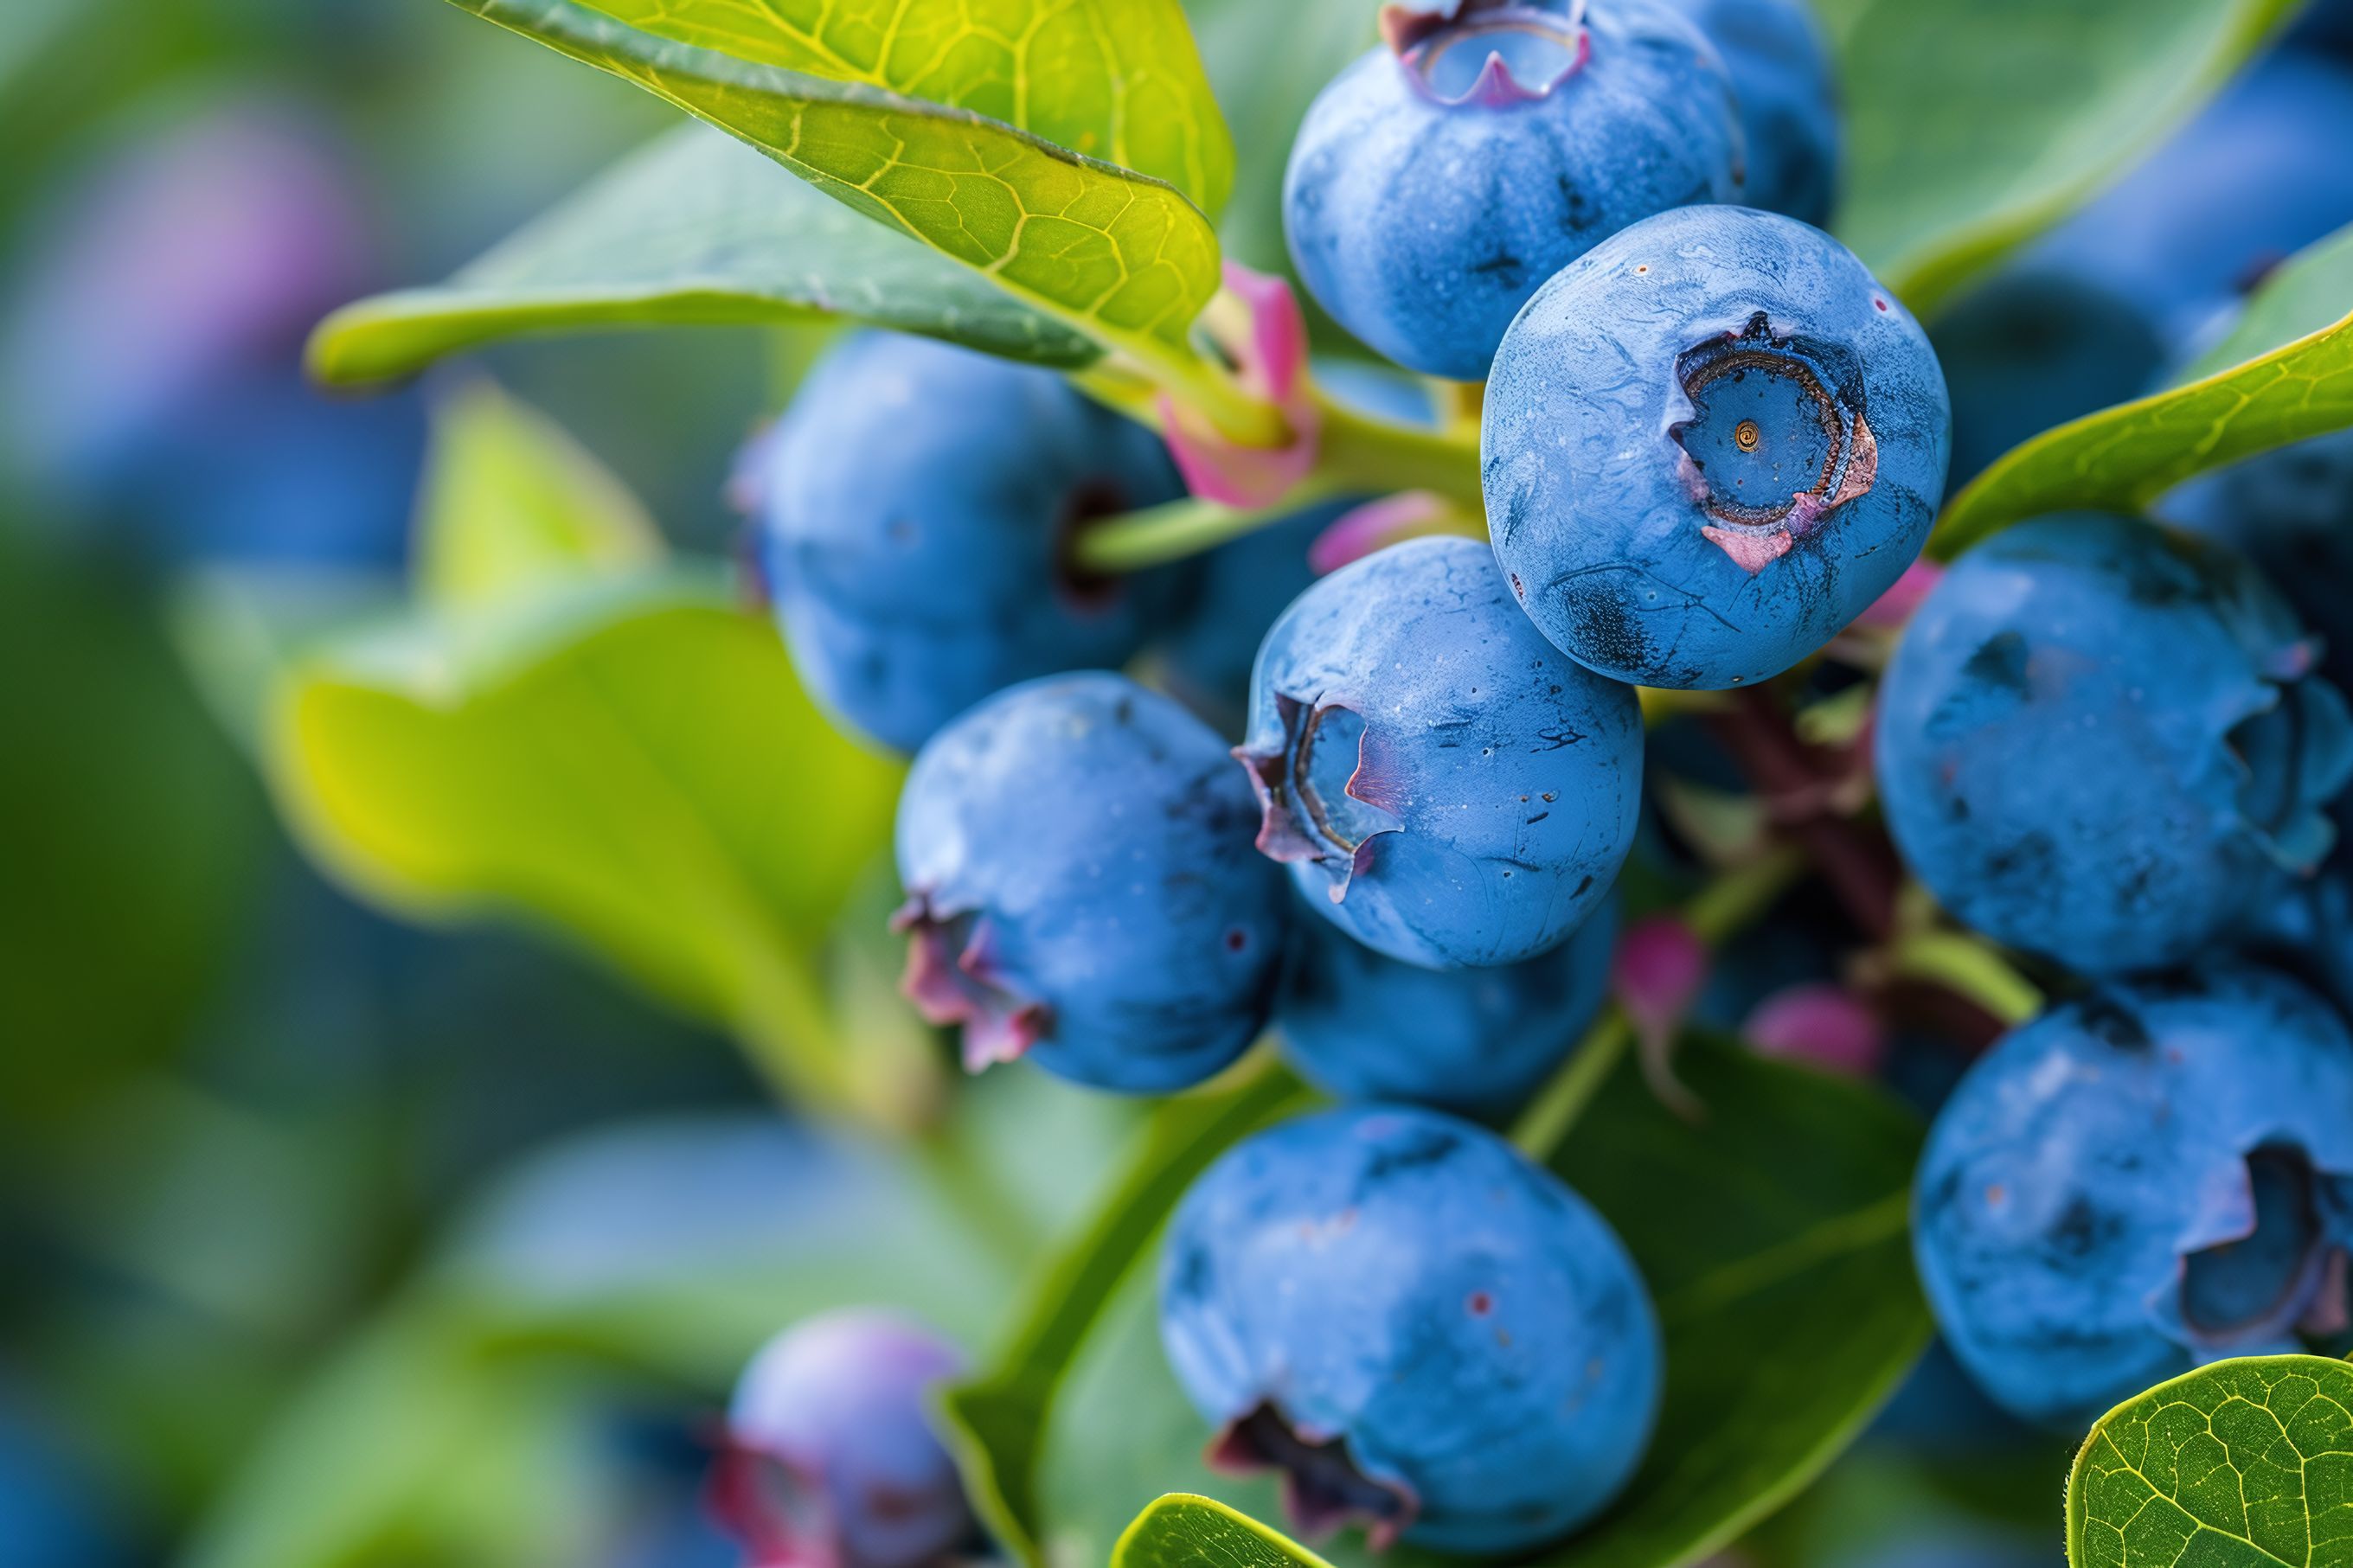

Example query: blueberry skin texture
[1237,536,1643,970]
[725,1311,973,1568]
[2028,49,2353,351]
[1662,0,1840,227]
[1277,897,1616,1116]
[1282,0,1741,381]
[895,673,1287,1093]
[1876,514,2353,975]
[757,332,1184,754]
[1913,968,2353,1432]
[1484,205,1952,689]
[1159,1106,1661,1552]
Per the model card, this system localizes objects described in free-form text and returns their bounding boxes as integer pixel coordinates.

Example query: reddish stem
[1704,687,1901,943]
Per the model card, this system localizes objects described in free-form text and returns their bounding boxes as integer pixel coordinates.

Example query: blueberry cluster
[721,4,2353,1558]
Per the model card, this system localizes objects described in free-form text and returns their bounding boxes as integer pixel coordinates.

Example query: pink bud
[1742,983,1887,1078]
[1157,264,1320,509]
[1308,491,1452,573]
[1613,916,1708,1034]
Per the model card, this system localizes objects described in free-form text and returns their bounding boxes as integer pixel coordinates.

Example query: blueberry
[754,333,1185,753]
[1876,514,2353,975]
[716,1310,975,1568]
[1282,0,1741,381]
[1158,1105,1660,1552]
[1913,968,2353,1431]
[2027,49,2353,350]
[1276,896,1617,1116]
[1662,0,1840,226]
[1236,536,1642,970]
[1484,205,1951,690]
[1932,266,2166,493]
[895,672,1288,1092]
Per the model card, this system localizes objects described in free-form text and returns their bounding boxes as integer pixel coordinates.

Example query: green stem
[1509,847,1807,1161]
[1510,1009,1632,1161]
[1074,490,1341,573]
[1885,928,2044,1027]
[1312,387,1486,508]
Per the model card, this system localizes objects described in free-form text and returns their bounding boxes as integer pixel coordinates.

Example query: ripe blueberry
[753,333,1183,753]
[1275,896,1616,1115]
[1282,0,1741,381]
[1662,0,1840,226]
[1159,1105,1660,1553]
[1236,535,1642,970]
[1913,968,2353,1431]
[715,1310,975,1568]
[1484,205,1952,689]
[894,672,1288,1093]
[1876,514,2353,975]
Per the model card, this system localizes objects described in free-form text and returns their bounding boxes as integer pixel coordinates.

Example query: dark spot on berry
[1961,630,2029,696]
[1467,1290,1493,1316]
[1225,927,1249,952]
[2074,993,2152,1051]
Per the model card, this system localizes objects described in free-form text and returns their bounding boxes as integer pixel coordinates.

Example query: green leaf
[265,566,912,1123]
[939,1061,1315,1567]
[570,0,1234,215]
[310,124,1097,386]
[417,380,663,610]
[1933,224,2353,557]
[1837,0,2296,312]
[1540,1034,1930,1567]
[1116,1494,1334,1568]
[445,0,1222,378]
[1036,1035,1929,1568]
[2066,1354,2353,1567]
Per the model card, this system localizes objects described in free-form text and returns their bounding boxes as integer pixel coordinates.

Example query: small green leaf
[939,1061,1314,1568]
[1030,1035,1927,1568]
[446,0,1222,375]
[2066,1354,2353,1567]
[1933,224,2353,557]
[1116,1494,1333,1568]
[417,381,663,610]
[266,567,910,1123]
[1837,0,2295,312]
[310,125,1097,386]
[571,0,1234,215]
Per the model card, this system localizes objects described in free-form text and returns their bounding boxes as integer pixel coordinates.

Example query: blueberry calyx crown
[2173,1144,2350,1349]
[893,893,1050,1071]
[1234,695,1404,899]
[1208,1401,1419,1548]
[1381,0,1592,107]
[707,1437,837,1568]
[1670,311,1879,575]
